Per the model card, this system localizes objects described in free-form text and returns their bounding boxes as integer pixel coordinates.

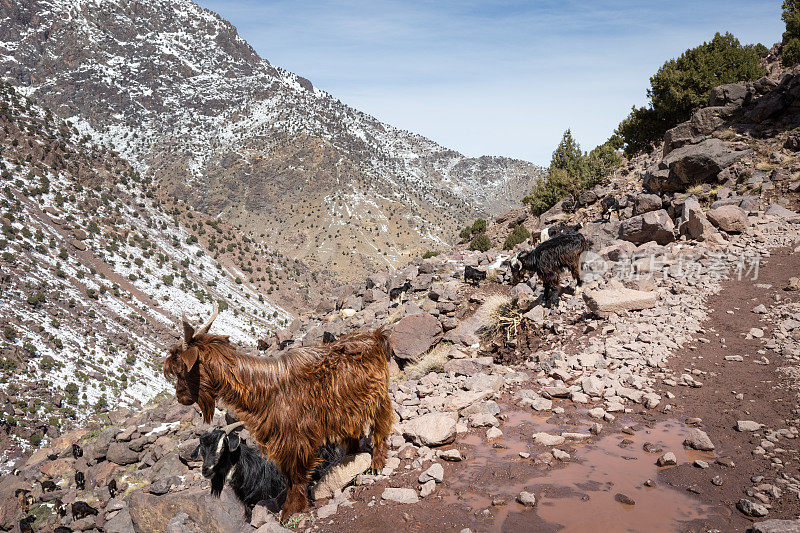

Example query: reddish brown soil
[312,247,800,533]
[658,246,800,532]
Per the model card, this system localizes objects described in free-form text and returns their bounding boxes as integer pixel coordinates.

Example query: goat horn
[224,421,244,434]
[195,301,219,337]
[181,312,193,351]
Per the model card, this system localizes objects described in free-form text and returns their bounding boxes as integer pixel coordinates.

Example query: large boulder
[127,486,247,533]
[750,519,800,533]
[709,83,748,107]
[402,413,456,446]
[391,313,442,360]
[707,205,748,233]
[645,139,751,193]
[583,288,657,317]
[619,209,675,245]
[633,194,662,216]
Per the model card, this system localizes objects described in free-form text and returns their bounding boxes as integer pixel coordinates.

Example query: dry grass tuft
[399,342,451,380]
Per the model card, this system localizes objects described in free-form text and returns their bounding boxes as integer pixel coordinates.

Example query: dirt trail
[317,248,800,533]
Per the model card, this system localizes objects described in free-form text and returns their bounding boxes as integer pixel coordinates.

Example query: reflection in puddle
[449,415,714,533]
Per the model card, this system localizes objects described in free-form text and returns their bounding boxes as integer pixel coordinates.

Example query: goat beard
[210,472,225,498]
[198,393,215,424]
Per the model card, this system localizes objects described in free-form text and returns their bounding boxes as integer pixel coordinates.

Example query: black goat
[389,281,411,302]
[71,501,98,520]
[561,194,576,213]
[464,265,487,286]
[277,339,293,350]
[72,443,83,459]
[108,479,118,499]
[601,196,621,221]
[509,232,592,307]
[75,471,85,490]
[41,480,57,492]
[19,516,34,533]
[322,331,338,344]
[195,424,345,514]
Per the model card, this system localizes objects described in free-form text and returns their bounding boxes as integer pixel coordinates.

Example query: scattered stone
[657,452,677,466]
[683,429,715,451]
[750,519,800,533]
[533,433,566,446]
[419,480,436,498]
[382,487,420,504]
[737,498,769,517]
[486,427,503,439]
[614,493,635,506]
[418,463,444,483]
[402,413,456,446]
[517,491,536,507]
[737,420,763,432]
[583,288,657,317]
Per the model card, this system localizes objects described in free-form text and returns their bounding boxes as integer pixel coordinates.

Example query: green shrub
[503,225,530,250]
[784,1,800,65]
[422,250,440,259]
[458,226,472,241]
[27,291,46,307]
[2,325,15,341]
[29,433,42,446]
[469,233,491,252]
[616,32,765,155]
[470,219,487,234]
[523,130,621,215]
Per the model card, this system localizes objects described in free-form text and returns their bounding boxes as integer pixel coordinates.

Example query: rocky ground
[4,37,800,533]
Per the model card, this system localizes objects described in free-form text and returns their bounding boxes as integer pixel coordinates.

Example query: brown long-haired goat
[163,303,393,522]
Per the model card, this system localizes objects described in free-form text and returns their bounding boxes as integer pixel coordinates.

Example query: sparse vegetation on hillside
[503,224,530,250]
[616,32,766,156]
[468,233,492,252]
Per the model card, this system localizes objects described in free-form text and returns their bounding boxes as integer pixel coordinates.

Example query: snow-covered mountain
[0,81,309,461]
[0,0,543,279]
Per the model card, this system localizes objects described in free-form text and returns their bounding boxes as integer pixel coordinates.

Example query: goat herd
[155,222,594,524]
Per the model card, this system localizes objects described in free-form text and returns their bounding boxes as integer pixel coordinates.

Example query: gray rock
[381,487,419,504]
[648,138,752,193]
[683,428,715,451]
[619,209,675,245]
[391,313,443,360]
[750,519,800,533]
[737,498,769,517]
[657,452,677,466]
[707,205,748,233]
[107,442,141,466]
[633,194,662,216]
[583,288,657,317]
[517,491,536,507]
[402,413,456,446]
[736,420,762,432]
[418,463,444,483]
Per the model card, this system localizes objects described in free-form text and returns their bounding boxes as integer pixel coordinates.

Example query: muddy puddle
[446,411,714,532]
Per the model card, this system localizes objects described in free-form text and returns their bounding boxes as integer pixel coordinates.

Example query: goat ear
[190,444,200,460]
[226,433,240,453]
[181,346,199,371]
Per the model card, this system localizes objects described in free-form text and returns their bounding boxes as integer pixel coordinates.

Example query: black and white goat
[539,222,584,243]
[601,196,621,221]
[464,265,487,286]
[509,231,592,307]
[389,281,411,303]
[195,423,345,514]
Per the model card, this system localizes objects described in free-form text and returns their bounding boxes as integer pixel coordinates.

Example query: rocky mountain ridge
[0,80,320,467]
[0,0,544,280]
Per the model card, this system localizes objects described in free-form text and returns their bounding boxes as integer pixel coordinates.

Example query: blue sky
[197,0,783,165]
